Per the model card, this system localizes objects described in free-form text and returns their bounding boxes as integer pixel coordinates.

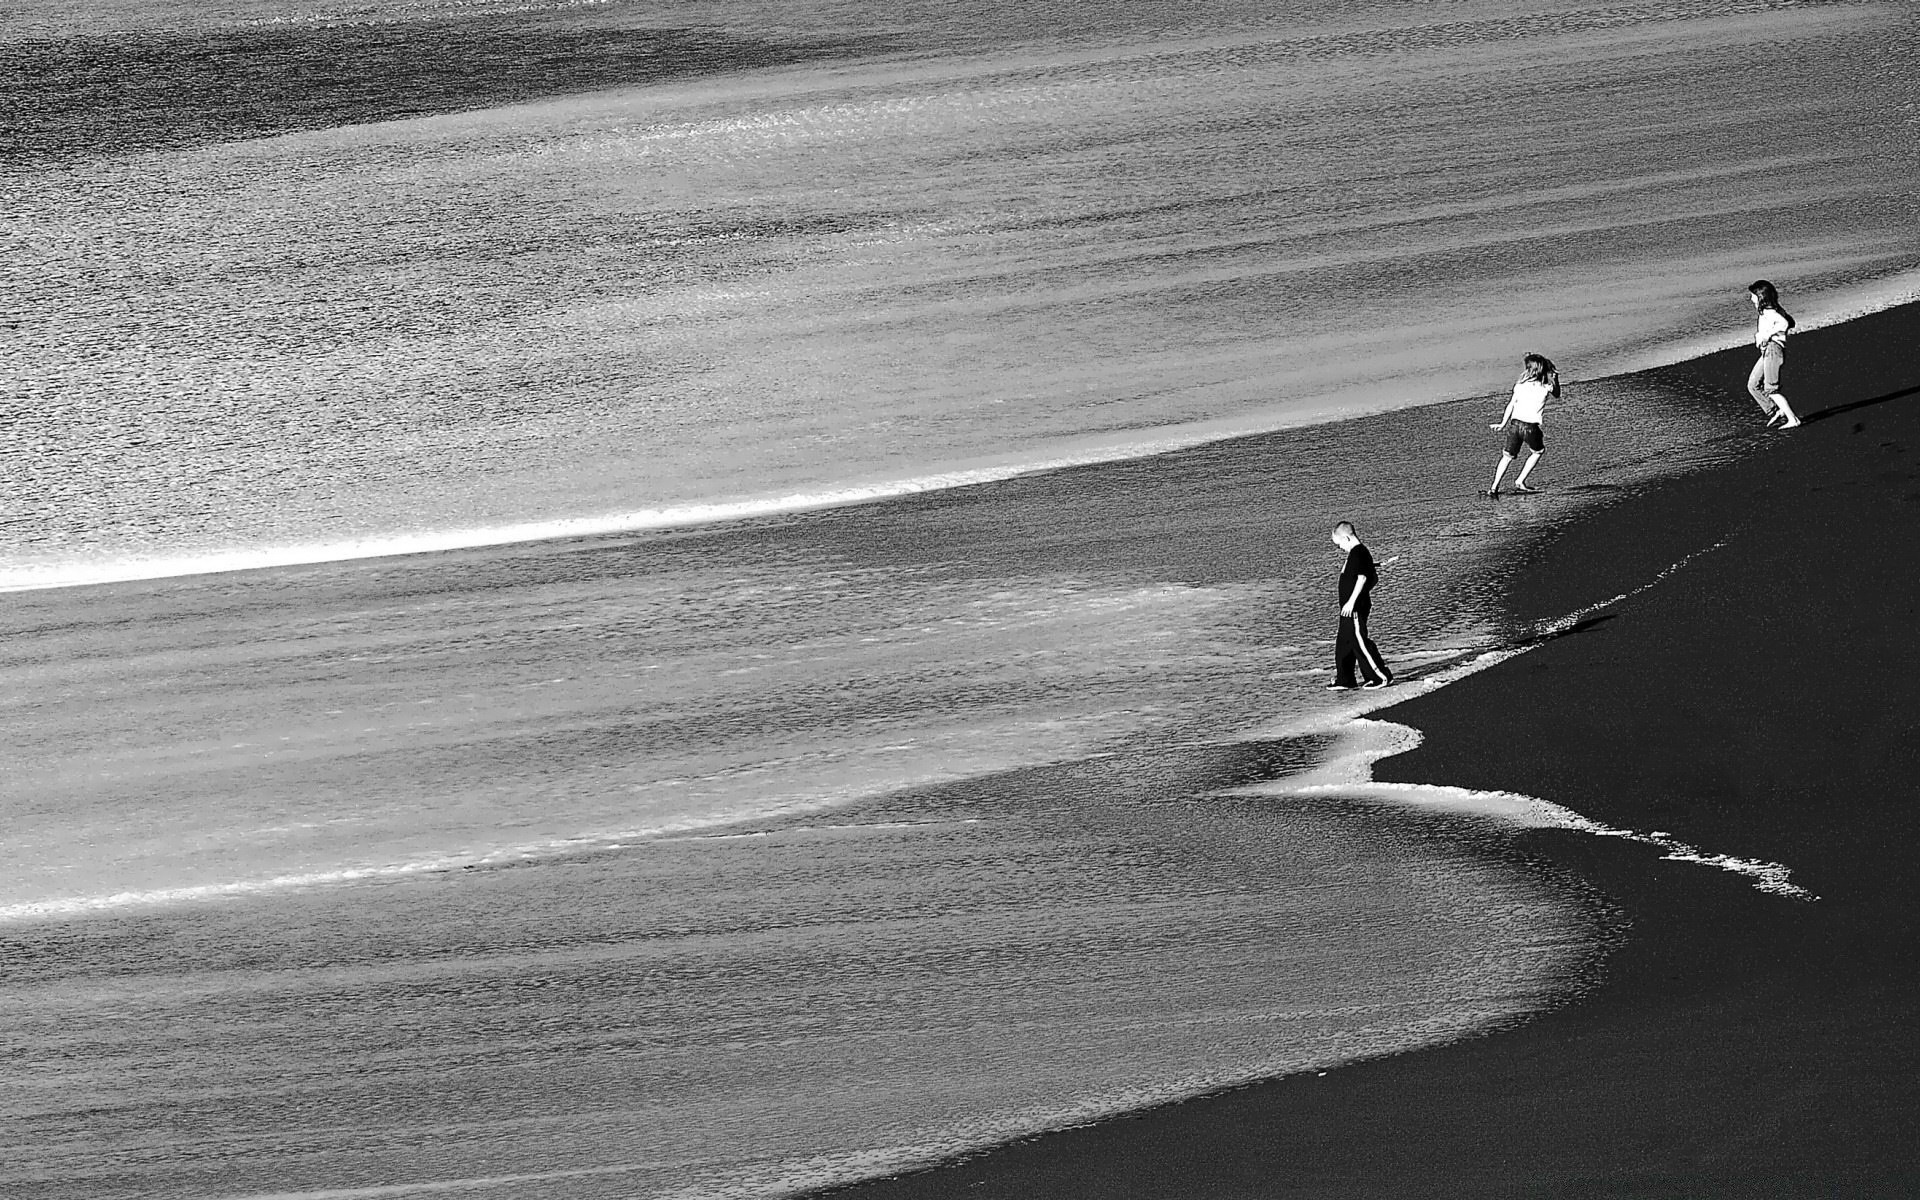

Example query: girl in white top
[1747,279,1801,429]
[1487,353,1558,496]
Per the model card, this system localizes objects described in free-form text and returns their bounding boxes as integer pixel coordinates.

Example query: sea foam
[1240,718,1813,901]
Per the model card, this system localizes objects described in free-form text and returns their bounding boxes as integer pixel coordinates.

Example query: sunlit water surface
[2,0,1916,1195]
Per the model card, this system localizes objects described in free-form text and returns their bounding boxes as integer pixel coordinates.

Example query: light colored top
[1756,308,1791,351]
[1510,378,1551,424]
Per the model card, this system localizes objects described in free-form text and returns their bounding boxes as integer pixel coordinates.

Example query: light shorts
[1504,419,1545,456]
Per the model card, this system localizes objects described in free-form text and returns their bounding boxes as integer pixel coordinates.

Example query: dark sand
[822,302,1920,1198]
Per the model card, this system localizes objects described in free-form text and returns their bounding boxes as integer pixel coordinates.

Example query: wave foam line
[0,426,1287,593]
[0,779,922,925]
[0,855,498,925]
[1258,717,1813,901]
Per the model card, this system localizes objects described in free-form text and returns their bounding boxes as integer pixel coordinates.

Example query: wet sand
[820,304,1920,1197]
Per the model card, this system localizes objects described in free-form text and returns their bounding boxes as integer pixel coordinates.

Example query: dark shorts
[1504,419,1545,456]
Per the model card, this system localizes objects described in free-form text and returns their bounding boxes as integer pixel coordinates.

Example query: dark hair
[1748,279,1796,329]
[1523,353,1557,376]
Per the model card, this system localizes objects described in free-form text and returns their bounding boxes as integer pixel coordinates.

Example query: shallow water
[1,370,1748,914]
[2,368,1736,1196]
[2,756,1596,1200]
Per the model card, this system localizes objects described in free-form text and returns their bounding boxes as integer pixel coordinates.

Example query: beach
[7,1,1920,1195]
[816,303,1920,1196]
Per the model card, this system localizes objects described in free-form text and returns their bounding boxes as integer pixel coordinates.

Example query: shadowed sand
[817,305,1920,1198]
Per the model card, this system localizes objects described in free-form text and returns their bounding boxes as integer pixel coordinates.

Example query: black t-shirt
[1339,543,1377,612]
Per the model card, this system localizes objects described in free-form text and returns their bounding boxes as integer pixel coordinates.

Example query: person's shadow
[1805,383,1920,424]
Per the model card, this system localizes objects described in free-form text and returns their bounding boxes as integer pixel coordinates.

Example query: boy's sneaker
[1326,682,1358,691]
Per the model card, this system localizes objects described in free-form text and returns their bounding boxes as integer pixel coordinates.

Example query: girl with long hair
[1747,279,1801,429]
[1487,352,1558,495]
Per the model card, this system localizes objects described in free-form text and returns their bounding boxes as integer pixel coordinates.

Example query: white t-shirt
[1510,379,1551,424]
[1756,308,1791,350]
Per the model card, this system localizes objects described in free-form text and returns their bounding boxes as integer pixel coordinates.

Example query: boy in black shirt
[1329,521,1393,690]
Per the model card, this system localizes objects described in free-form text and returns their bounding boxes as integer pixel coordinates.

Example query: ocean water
[2,0,1918,1196]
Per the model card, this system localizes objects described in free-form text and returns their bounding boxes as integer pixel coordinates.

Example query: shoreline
[8,286,1915,597]
[0,321,1762,919]
[810,301,1920,1196]
[7,303,1915,1196]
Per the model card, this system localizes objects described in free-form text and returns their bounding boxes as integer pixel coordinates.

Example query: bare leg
[1488,452,1513,496]
[1513,451,1543,490]
[1773,393,1801,429]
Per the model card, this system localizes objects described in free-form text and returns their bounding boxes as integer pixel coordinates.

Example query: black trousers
[1334,609,1391,686]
